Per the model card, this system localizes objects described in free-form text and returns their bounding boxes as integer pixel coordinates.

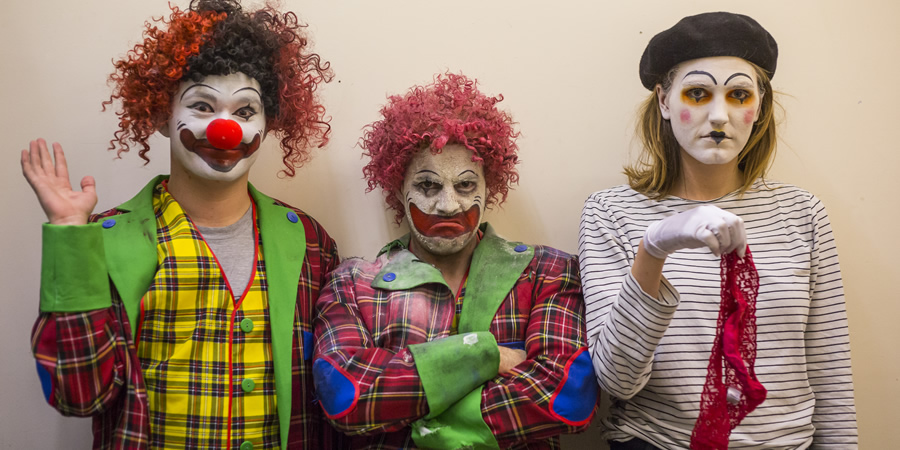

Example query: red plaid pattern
[314,243,593,449]
[32,195,342,450]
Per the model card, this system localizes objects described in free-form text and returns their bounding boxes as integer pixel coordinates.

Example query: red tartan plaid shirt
[31,181,344,450]
[313,227,597,449]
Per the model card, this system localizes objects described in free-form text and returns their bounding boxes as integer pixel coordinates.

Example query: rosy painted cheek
[680,109,692,123]
[743,109,755,124]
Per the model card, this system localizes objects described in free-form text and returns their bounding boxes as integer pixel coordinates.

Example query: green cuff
[40,223,112,313]
[411,386,499,449]
[408,331,499,419]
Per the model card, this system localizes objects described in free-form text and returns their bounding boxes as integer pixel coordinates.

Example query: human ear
[158,122,171,138]
[656,84,672,120]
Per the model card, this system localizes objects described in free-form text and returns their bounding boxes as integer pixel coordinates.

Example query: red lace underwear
[690,247,767,449]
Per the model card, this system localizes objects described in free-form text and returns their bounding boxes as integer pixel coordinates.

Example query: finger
[53,143,70,181]
[23,142,44,183]
[697,228,722,256]
[713,222,734,255]
[723,216,745,256]
[37,138,55,175]
[80,176,96,195]
[736,221,747,258]
[20,149,31,175]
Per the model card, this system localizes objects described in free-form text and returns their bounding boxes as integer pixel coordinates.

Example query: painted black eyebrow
[416,169,441,177]
[724,72,753,85]
[458,170,477,177]
[234,86,263,98]
[683,70,717,85]
[180,83,220,100]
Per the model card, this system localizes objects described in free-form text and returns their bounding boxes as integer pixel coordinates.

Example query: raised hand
[643,205,746,259]
[21,139,98,225]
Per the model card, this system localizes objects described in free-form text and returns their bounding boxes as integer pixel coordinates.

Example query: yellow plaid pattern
[136,185,278,449]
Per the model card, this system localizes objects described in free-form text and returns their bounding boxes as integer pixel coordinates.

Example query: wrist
[49,214,89,226]
[640,238,669,260]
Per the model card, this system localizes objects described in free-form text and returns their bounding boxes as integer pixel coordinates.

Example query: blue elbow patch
[36,361,53,403]
[313,358,357,418]
[498,341,526,351]
[302,331,315,361]
[551,349,597,424]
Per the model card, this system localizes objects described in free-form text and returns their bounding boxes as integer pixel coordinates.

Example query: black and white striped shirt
[578,180,857,449]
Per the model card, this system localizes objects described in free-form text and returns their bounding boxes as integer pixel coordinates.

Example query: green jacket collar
[104,175,305,448]
[371,223,535,332]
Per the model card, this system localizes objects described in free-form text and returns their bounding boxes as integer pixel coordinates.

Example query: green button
[240,318,254,333]
[240,441,253,450]
[241,378,255,393]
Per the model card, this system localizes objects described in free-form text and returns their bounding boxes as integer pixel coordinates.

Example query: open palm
[21,139,98,225]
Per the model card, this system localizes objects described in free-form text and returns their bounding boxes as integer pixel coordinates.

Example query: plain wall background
[2,1,897,448]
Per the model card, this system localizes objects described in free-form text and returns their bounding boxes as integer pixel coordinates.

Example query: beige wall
[2,1,897,448]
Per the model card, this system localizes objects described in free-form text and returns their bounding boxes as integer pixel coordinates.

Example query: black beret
[639,12,778,90]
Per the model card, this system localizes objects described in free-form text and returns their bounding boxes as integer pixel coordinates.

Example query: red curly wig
[103,0,332,176]
[361,73,520,223]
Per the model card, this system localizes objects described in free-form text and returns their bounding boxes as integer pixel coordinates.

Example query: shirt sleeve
[312,262,500,435]
[478,249,597,447]
[32,308,132,416]
[32,221,132,416]
[578,195,680,400]
[805,197,858,447]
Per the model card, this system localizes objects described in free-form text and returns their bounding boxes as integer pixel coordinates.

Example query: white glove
[643,205,746,259]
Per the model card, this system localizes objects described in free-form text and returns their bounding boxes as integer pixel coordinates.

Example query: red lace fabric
[691,247,767,449]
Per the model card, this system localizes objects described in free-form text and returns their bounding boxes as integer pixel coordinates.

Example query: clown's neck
[408,237,478,298]
[166,170,252,228]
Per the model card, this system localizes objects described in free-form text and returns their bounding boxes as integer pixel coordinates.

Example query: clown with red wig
[312,73,597,448]
[21,1,342,448]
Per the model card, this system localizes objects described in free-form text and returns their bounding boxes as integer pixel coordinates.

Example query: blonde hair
[625,61,777,199]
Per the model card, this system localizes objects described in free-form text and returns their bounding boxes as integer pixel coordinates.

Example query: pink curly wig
[361,73,520,223]
[103,0,332,176]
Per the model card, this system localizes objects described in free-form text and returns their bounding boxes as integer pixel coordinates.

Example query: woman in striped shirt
[578,12,858,449]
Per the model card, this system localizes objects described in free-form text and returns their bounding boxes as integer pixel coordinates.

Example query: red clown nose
[206,118,243,150]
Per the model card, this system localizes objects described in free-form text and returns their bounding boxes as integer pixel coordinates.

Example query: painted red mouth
[179,128,262,173]
[409,203,480,238]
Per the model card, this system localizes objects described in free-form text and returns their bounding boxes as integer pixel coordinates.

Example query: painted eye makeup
[234,105,258,120]
[454,180,477,194]
[728,89,754,105]
[188,101,214,112]
[682,87,710,104]
[414,180,442,195]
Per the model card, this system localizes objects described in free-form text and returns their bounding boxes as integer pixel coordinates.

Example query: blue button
[101,219,116,229]
[286,211,299,223]
[382,272,396,282]
[514,244,528,253]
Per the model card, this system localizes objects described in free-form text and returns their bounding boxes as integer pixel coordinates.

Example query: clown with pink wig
[312,73,597,449]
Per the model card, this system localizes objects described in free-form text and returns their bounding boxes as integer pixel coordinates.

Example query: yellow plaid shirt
[137,185,278,449]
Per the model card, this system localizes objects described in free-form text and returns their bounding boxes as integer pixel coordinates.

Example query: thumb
[80,176,96,195]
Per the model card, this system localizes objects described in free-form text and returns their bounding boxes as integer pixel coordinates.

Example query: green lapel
[371,246,449,291]
[249,184,306,450]
[102,176,164,336]
[457,224,534,333]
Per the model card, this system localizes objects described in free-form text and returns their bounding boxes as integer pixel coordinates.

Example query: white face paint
[658,57,763,166]
[401,144,486,257]
[162,72,266,182]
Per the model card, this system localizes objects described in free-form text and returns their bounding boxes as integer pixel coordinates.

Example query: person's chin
[416,232,476,256]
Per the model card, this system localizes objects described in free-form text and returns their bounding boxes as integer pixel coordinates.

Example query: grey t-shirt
[197,207,255,297]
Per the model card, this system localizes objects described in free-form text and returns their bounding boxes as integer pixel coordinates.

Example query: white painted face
[401,144,486,257]
[161,72,266,182]
[658,57,763,166]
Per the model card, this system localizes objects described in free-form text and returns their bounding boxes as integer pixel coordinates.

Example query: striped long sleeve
[578,181,858,449]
